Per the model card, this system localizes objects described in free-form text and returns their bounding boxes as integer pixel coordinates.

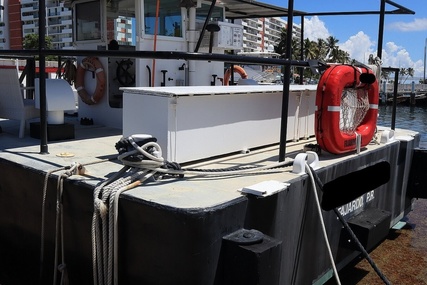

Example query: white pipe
[187,7,197,86]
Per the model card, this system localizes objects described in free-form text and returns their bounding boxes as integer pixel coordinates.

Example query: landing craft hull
[0,127,417,285]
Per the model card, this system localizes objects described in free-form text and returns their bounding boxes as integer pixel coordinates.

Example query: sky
[263,0,427,79]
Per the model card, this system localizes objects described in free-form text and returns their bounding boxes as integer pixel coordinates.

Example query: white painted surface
[122,85,317,163]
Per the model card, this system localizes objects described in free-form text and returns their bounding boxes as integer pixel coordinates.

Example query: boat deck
[0,116,421,285]
[0,115,419,208]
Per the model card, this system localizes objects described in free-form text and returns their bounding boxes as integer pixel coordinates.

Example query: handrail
[0,49,312,68]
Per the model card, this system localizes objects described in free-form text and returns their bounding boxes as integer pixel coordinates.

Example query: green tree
[303,38,317,60]
[315,38,328,61]
[329,48,350,63]
[274,27,300,60]
[325,36,339,59]
[23,34,53,50]
[23,34,55,60]
[399,68,408,83]
[401,67,414,84]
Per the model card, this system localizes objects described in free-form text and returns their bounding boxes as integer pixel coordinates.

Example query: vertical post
[424,38,426,84]
[391,70,398,130]
[38,0,48,154]
[299,16,304,84]
[377,0,385,59]
[278,0,294,162]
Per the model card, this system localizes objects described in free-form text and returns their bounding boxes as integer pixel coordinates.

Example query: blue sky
[263,0,427,78]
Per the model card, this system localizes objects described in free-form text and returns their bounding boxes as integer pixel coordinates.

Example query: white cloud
[303,16,330,41]
[388,18,427,32]
[385,42,399,53]
[301,17,425,78]
[337,33,424,78]
[339,31,375,63]
[381,43,424,78]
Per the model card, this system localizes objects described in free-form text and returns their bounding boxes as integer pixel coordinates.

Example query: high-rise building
[0,1,295,53]
[236,17,301,53]
[21,0,73,49]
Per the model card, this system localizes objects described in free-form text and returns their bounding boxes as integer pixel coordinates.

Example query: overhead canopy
[221,0,414,20]
[218,0,304,19]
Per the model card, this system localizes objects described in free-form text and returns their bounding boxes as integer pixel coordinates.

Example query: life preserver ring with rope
[315,64,379,154]
[75,57,106,105]
[223,65,248,85]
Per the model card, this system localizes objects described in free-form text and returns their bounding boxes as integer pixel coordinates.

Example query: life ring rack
[75,57,106,105]
[223,65,248,85]
[315,64,379,154]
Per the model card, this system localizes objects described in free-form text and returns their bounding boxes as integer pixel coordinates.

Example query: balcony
[20,0,37,4]
[60,10,72,17]
[21,15,36,21]
[62,20,72,25]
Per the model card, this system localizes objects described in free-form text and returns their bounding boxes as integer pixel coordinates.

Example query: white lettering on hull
[337,190,375,217]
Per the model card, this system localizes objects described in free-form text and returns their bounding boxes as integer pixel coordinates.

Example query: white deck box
[122,85,316,163]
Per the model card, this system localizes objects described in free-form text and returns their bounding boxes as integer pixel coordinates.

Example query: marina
[0,0,425,284]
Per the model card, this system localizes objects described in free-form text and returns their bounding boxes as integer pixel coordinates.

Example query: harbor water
[377,104,427,145]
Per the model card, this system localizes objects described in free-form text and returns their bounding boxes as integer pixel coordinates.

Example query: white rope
[40,167,67,282]
[92,166,130,285]
[90,136,294,285]
[113,171,155,285]
[92,167,153,285]
[53,163,79,285]
[305,163,341,285]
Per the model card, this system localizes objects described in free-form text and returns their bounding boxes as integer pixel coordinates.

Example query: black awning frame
[223,0,414,20]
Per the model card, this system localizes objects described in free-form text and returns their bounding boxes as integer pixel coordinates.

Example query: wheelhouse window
[144,0,182,37]
[196,3,224,22]
[75,1,101,41]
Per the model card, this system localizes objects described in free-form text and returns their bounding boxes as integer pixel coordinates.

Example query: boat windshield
[75,1,101,41]
[196,3,224,22]
[144,0,182,37]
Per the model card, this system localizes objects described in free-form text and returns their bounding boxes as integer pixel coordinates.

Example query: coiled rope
[89,135,294,285]
[56,59,77,85]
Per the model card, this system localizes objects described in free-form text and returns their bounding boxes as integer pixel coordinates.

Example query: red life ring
[315,64,379,154]
[223,66,248,85]
[75,57,106,105]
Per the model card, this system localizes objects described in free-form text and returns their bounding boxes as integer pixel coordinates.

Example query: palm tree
[401,67,414,84]
[399,68,408,83]
[328,48,350,63]
[316,38,328,61]
[274,27,301,60]
[303,38,317,60]
[325,36,339,59]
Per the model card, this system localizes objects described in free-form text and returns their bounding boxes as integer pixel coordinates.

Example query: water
[377,104,427,145]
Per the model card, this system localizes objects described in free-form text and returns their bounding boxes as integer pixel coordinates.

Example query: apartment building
[0,0,6,49]
[0,0,294,52]
[236,17,301,53]
[21,0,73,49]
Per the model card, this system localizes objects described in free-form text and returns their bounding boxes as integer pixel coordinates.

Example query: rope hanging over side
[40,162,83,285]
[308,164,392,285]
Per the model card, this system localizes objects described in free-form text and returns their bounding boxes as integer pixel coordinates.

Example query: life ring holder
[75,57,106,105]
[315,64,379,154]
[223,65,248,86]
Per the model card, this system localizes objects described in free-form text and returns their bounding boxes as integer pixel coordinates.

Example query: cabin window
[196,3,224,22]
[144,0,182,37]
[75,1,101,41]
